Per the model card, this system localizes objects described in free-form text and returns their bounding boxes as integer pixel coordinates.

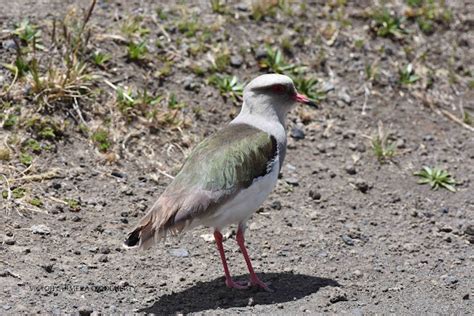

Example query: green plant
[3,115,18,129]
[399,63,420,85]
[414,166,457,192]
[13,20,43,48]
[293,77,326,102]
[121,16,150,38]
[91,129,111,152]
[177,18,199,37]
[91,51,111,66]
[371,136,395,162]
[371,9,407,38]
[127,41,147,61]
[20,152,33,166]
[251,0,285,21]
[209,74,244,103]
[66,198,81,211]
[29,197,43,207]
[210,0,226,14]
[258,46,299,74]
[12,187,26,199]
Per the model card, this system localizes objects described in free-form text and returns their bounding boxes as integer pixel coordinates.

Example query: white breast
[199,158,280,230]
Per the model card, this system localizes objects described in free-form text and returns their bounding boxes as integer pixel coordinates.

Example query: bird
[123,73,317,292]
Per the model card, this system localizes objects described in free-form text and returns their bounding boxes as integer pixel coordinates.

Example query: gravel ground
[1,0,473,314]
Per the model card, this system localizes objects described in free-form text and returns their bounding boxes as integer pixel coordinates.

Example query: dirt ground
[1,0,473,315]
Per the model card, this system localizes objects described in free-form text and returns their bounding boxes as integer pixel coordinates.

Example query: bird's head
[242,74,316,122]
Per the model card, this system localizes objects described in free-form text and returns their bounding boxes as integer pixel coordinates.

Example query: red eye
[271,84,286,93]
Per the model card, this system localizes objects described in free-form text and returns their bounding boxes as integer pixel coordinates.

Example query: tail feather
[123,211,162,250]
[123,197,185,250]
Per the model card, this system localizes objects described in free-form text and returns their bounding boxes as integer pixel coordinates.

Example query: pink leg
[213,230,249,290]
[236,226,273,292]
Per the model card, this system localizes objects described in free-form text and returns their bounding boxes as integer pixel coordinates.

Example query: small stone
[290,127,305,140]
[89,247,99,253]
[321,81,335,93]
[344,163,357,175]
[342,235,355,246]
[169,248,189,257]
[111,171,126,178]
[2,39,16,50]
[309,190,321,200]
[395,139,406,149]
[442,275,458,285]
[98,255,108,263]
[423,135,434,142]
[5,238,15,245]
[354,178,370,193]
[182,76,198,91]
[118,280,129,287]
[329,288,348,303]
[71,216,81,222]
[255,47,267,60]
[230,55,244,67]
[438,226,453,233]
[42,264,54,273]
[316,144,326,153]
[2,305,11,311]
[31,225,50,235]
[78,307,93,316]
[462,293,469,300]
[99,246,110,254]
[285,177,299,186]
[270,200,282,210]
[464,224,474,236]
[200,234,214,242]
[337,89,351,105]
[439,207,449,214]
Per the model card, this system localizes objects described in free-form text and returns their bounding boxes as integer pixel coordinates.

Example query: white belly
[198,162,279,230]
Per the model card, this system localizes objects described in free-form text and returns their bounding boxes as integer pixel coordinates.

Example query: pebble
[111,171,126,178]
[2,39,16,50]
[290,127,305,140]
[342,235,355,246]
[321,81,335,93]
[438,226,452,233]
[344,163,357,175]
[285,177,300,186]
[255,47,267,60]
[309,190,321,200]
[354,178,370,193]
[99,246,110,254]
[78,307,93,316]
[31,225,51,235]
[270,200,282,210]
[230,55,244,67]
[169,248,189,257]
[329,288,348,303]
[464,224,474,236]
[5,238,15,245]
[441,275,458,285]
[337,89,352,105]
[71,216,81,222]
[183,76,198,91]
[98,255,108,263]
[316,144,326,153]
[2,305,11,311]
[200,234,214,242]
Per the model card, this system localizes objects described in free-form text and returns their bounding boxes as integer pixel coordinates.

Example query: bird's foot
[250,277,274,292]
[225,278,250,290]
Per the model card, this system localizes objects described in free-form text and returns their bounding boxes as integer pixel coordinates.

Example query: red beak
[293,93,318,108]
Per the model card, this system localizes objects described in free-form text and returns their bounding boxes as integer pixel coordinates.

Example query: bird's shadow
[139,272,339,314]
